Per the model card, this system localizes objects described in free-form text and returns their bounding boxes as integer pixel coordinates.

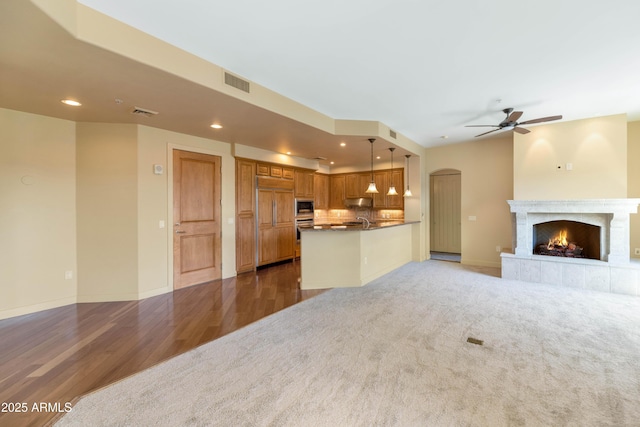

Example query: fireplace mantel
[508,199,640,264]
[502,199,640,296]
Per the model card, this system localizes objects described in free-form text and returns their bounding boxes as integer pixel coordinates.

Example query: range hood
[344,198,373,208]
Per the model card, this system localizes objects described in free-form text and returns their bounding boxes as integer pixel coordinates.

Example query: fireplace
[501,199,640,295]
[533,220,600,260]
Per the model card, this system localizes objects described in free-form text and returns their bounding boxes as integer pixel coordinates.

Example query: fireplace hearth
[501,199,640,296]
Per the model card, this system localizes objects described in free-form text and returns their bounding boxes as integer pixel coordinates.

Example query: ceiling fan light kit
[465,107,562,137]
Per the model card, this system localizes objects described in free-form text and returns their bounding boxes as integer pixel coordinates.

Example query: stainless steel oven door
[295,199,314,216]
[295,217,314,241]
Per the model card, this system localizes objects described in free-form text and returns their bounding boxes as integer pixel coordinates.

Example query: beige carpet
[56,261,640,426]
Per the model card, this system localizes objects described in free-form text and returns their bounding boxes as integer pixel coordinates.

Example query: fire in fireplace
[533,220,600,260]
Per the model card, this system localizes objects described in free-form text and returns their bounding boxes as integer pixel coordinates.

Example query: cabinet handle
[176,230,186,234]
[272,201,276,227]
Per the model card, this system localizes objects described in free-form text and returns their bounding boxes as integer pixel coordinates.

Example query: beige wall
[1,109,237,319]
[424,136,514,267]
[513,114,627,200]
[629,121,640,259]
[76,123,139,301]
[0,109,77,319]
[77,123,237,302]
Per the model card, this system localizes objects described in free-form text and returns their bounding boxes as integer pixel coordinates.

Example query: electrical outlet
[635,248,640,256]
[364,257,368,265]
[496,246,501,253]
[65,271,73,280]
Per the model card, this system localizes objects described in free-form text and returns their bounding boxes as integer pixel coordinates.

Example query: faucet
[356,217,370,229]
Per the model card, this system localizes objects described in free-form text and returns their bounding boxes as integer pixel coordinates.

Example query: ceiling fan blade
[513,126,530,134]
[502,111,523,124]
[475,128,502,137]
[465,125,499,128]
[518,115,563,125]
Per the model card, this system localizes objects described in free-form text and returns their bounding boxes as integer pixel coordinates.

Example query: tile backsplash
[314,209,404,224]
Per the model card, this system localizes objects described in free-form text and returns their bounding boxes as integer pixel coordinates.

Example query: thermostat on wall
[153,164,164,175]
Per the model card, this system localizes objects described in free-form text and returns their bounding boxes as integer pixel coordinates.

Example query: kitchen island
[299,221,418,289]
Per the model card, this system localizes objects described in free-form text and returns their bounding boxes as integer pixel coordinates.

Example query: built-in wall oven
[295,199,315,242]
[295,217,314,241]
[295,199,314,217]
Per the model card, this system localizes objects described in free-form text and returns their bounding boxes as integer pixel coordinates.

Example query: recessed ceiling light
[61,99,81,106]
[330,161,335,165]
[286,151,291,155]
[340,142,346,147]
[376,156,381,160]
[210,124,222,129]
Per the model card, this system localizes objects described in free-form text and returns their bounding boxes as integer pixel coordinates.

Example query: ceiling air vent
[389,129,397,139]
[224,72,250,93]
[131,106,159,117]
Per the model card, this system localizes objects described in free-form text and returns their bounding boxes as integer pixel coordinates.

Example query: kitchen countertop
[299,220,419,232]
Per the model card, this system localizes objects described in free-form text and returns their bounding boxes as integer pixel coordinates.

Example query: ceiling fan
[465,108,563,137]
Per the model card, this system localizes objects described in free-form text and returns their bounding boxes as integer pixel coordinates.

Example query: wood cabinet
[372,169,404,209]
[345,173,371,199]
[235,159,256,272]
[257,162,294,180]
[314,173,329,209]
[372,171,388,208]
[387,169,404,209]
[294,169,315,198]
[257,187,295,266]
[329,175,346,209]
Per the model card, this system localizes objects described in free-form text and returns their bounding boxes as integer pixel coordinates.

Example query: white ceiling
[2,1,640,170]
[77,0,640,147]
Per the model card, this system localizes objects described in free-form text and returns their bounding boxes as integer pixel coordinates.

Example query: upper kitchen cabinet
[257,162,294,180]
[314,173,329,209]
[294,169,315,199]
[387,169,404,209]
[345,173,370,199]
[329,175,346,209]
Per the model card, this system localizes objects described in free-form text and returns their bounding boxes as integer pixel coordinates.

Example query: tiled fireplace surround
[501,199,640,296]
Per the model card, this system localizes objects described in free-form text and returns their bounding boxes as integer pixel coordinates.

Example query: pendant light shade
[365,138,378,194]
[387,147,398,196]
[403,154,412,197]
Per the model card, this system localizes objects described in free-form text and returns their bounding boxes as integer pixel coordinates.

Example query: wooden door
[430,172,461,253]
[173,150,222,289]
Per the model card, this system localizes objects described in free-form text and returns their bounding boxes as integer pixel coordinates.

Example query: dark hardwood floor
[0,261,325,427]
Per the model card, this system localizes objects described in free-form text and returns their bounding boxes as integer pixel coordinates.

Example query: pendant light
[365,138,379,193]
[387,147,398,196]
[403,154,412,197]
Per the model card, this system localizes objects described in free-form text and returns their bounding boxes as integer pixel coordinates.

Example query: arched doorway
[430,169,461,262]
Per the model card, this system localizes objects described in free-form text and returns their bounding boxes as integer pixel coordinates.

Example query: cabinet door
[387,169,404,209]
[257,189,275,265]
[235,159,256,272]
[329,175,346,209]
[345,174,362,198]
[373,171,388,208]
[314,173,329,209]
[275,190,294,260]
